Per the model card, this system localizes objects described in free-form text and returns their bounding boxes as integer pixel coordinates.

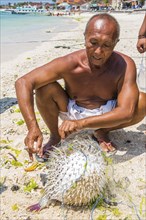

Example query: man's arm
[59,57,139,138]
[15,72,42,160]
[15,57,67,160]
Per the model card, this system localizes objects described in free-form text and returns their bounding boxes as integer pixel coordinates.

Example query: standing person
[15,13,146,161]
[137,15,146,53]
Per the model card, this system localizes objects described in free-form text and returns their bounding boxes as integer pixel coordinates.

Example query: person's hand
[59,120,83,139]
[137,38,146,53]
[24,127,43,161]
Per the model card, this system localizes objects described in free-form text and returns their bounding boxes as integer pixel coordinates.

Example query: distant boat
[11,6,48,15]
[11,10,29,15]
[0,9,14,14]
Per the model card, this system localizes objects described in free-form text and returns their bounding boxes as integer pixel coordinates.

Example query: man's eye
[91,41,97,45]
[103,44,110,48]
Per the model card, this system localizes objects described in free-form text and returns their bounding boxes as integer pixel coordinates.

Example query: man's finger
[60,131,66,139]
[28,151,33,161]
[27,140,38,153]
[36,138,43,156]
[36,137,43,150]
[59,124,65,139]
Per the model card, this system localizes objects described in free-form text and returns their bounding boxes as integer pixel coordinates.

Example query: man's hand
[24,127,43,161]
[137,38,146,53]
[59,120,83,139]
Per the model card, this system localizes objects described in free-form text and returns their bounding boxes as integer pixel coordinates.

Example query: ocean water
[1,13,77,63]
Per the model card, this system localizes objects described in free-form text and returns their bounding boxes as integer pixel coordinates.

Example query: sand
[0,12,146,220]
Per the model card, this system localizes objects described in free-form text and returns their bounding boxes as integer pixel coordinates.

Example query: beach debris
[0,176,7,193]
[11,203,19,211]
[8,152,17,161]
[0,98,17,110]
[11,160,23,167]
[27,131,106,212]
[139,197,146,218]
[96,214,107,220]
[24,161,39,172]
[25,217,31,220]
[24,178,38,192]
[0,176,6,187]
[54,45,70,49]
[10,106,21,113]
[7,146,22,158]
[125,140,131,143]
[11,184,20,191]
[15,119,25,126]
[0,139,13,145]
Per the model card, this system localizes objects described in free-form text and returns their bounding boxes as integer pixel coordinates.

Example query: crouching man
[15,13,146,161]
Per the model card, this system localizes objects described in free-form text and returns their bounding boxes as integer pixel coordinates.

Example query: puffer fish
[27,131,106,212]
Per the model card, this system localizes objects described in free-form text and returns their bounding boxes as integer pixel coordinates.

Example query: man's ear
[114,38,120,46]
[116,39,120,43]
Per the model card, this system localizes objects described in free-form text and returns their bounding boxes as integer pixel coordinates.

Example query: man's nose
[95,46,102,54]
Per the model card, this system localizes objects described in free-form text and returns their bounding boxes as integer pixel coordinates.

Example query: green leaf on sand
[12,203,19,211]
[96,214,107,220]
[11,160,23,167]
[0,139,13,144]
[15,119,25,125]
[24,178,38,192]
[139,197,146,216]
[14,108,21,113]
[7,146,22,157]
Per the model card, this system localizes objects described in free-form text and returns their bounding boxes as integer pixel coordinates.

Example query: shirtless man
[15,13,146,161]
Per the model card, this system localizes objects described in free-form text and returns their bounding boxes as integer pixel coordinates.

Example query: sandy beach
[0,12,146,220]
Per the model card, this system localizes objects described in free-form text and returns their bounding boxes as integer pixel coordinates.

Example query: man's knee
[138,92,146,116]
[36,82,64,102]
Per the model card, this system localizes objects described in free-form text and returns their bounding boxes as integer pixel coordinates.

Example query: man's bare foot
[43,136,60,153]
[36,136,61,162]
[43,136,61,155]
[93,129,117,152]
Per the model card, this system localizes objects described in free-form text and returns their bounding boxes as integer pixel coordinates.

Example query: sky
[0,0,53,4]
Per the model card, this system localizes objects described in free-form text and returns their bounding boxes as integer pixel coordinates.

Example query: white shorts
[59,99,116,121]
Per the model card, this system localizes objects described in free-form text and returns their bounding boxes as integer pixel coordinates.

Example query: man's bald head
[84,13,120,43]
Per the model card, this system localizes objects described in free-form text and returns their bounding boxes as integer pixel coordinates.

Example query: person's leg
[94,92,146,152]
[35,82,69,153]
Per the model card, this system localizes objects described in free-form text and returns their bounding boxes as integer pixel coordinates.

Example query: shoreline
[1,14,78,64]
[1,15,83,66]
[1,12,145,65]
[1,12,146,220]
[1,14,84,99]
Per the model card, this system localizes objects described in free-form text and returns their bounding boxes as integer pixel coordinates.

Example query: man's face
[85,18,118,67]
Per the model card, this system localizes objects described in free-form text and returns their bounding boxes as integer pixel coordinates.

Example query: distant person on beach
[15,13,146,161]
[137,15,146,53]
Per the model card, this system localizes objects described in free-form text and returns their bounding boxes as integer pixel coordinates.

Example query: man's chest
[65,75,118,101]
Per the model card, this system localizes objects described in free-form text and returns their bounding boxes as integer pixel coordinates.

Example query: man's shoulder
[114,51,135,64]
[61,49,86,67]
[54,49,86,71]
[65,49,86,59]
